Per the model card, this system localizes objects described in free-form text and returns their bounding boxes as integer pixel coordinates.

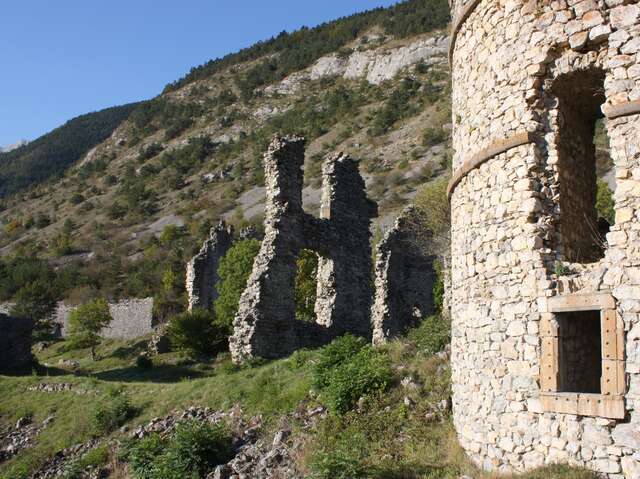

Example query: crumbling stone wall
[372,207,436,344]
[186,221,234,312]
[230,136,377,363]
[449,0,640,476]
[55,298,155,339]
[0,314,34,374]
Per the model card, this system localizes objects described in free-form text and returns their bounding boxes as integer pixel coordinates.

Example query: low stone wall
[55,298,155,339]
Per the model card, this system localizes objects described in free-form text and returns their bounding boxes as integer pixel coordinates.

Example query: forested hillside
[0,104,139,198]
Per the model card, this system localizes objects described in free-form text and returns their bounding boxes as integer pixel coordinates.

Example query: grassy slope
[1,332,596,479]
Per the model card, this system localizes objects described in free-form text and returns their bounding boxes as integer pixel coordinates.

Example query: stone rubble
[0,416,54,463]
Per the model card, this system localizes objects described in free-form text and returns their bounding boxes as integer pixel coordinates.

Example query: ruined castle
[448,0,640,476]
[229,137,378,363]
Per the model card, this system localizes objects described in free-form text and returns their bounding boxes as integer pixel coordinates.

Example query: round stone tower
[448,0,640,476]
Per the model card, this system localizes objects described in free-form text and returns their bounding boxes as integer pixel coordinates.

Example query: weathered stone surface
[229,136,377,364]
[372,207,436,344]
[186,221,234,312]
[0,314,33,374]
[265,36,448,95]
[449,0,640,476]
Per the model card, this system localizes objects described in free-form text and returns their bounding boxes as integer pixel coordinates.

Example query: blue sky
[0,1,399,147]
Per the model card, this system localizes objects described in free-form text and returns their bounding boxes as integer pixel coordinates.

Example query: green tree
[295,249,318,322]
[67,298,113,360]
[214,239,260,331]
[10,280,58,336]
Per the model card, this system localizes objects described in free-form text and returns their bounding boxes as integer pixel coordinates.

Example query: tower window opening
[552,68,612,263]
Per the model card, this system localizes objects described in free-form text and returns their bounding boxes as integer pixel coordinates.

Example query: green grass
[0,327,598,479]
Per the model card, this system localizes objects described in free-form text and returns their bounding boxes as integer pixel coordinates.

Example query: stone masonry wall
[0,314,34,374]
[372,207,436,344]
[186,221,234,312]
[449,0,640,477]
[229,136,377,364]
[55,298,155,339]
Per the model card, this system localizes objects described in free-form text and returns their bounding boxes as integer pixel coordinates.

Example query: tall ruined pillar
[229,137,307,363]
[186,221,234,312]
[371,207,435,344]
[314,153,377,338]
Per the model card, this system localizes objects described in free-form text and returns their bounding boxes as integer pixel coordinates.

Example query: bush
[295,250,318,322]
[69,192,85,205]
[122,420,233,479]
[596,179,615,225]
[408,315,451,356]
[422,126,448,147]
[214,239,261,330]
[313,335,391,414]
[136,354,153,370]
[167,309,227,357]
[92,390,135,436]
[313,335,368,390]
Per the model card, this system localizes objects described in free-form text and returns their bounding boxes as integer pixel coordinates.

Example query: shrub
[214,239,261,330]
[122,420,233,479]
[596,179,615,225]
[313,335,391,414]
[313,335,368,390]
[91,390,135,436]
[422,126,448,147]
[167,309,227,357]
[408,315,451,356]
[136,354,153,370]
[69,192,85,205]
[295,249,318,322]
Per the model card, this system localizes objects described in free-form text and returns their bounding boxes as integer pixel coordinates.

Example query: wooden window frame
[539,293,625,419]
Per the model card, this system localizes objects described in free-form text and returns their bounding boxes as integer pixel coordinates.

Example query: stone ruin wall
[229,137,377,364]
[0,314,33,374]
[372,207,437,344]
[55,298,155,339]
[449,0,640,477]
[186,221,234,312]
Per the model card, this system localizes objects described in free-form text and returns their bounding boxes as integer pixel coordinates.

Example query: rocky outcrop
[372,208,436,344]
[265,35,448,95]
[0,314,33,374]
[186,221,234,312]
[229,136,377,364]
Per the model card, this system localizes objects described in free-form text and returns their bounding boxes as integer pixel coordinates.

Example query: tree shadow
[109,339,149,359]
[93,364,207,383]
